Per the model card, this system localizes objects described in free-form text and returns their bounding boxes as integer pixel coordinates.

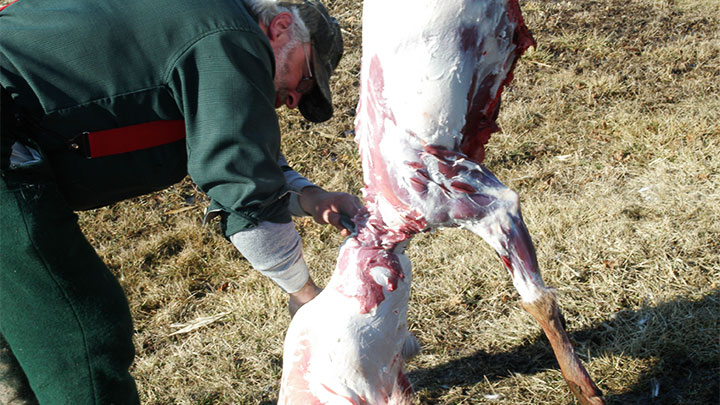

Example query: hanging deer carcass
[279,0,605,404]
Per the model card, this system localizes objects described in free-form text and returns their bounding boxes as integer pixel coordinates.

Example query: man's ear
[268,12,293,42]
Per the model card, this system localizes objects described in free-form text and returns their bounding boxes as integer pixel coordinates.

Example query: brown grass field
[8,0,718,403]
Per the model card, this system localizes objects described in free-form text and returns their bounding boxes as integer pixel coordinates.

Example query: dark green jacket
[0,0,291,235]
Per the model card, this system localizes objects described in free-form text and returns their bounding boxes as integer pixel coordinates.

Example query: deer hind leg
[431,157,603,403]
[471,213,605,405]
[510,274,605,405]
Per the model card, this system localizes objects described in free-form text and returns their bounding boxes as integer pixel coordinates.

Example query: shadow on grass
[408,291,720,404]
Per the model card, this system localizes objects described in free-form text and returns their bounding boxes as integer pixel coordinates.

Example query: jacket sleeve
[167,29,291,236]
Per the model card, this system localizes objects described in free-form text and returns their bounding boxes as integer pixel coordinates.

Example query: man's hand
[298,186,362,236]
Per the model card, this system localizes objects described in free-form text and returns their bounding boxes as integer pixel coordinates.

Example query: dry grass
[20,0,715,403]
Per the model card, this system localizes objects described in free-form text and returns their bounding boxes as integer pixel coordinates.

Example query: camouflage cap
[279,0,343,123]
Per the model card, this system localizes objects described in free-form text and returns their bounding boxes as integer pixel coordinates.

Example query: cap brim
[298,44,333,123]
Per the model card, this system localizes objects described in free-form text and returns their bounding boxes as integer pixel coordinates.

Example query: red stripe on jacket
[87,120,186,158]
[0,0,19,12]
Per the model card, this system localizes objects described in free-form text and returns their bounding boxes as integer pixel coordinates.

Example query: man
[0,0,360,403]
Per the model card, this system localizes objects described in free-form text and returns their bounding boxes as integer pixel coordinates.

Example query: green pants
[0,166,139,404]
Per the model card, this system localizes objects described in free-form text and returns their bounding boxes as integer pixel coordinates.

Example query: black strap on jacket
[0,86,70,163]
[1,85,18,170]
[0,86,57,171]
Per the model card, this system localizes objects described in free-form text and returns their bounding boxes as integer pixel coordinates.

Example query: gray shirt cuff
[228,221,309,293]
[278,154,315,217]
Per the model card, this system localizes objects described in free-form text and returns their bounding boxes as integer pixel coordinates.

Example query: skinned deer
[279,1,605,404]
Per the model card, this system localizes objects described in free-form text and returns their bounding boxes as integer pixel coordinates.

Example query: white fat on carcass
[360,0,517,149]
[279,239,414,404]
[356,0,522,232]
